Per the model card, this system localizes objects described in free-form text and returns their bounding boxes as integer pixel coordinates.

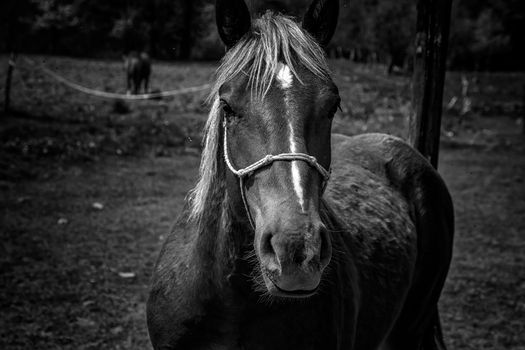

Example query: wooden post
[4,53,16,114]
[522,84,525,135]
[409,0,453,169]
[4,0,20,115]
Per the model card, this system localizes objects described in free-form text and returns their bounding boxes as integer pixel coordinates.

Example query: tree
[31,0,81,54]
[375,0,415,73]
[0,0,37,52]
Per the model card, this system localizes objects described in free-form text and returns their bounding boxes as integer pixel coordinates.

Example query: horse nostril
[292,250,307,265]
[260,230,282,273]
[260,230,276,258]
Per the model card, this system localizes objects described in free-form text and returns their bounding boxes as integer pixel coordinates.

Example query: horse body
[148,1,453,349]
[148,132,453,350]
[124,51,151,94]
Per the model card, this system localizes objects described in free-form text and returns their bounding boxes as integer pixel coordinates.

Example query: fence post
[522,84,525,135]
[4,53,16,114]
[409,0,453,169]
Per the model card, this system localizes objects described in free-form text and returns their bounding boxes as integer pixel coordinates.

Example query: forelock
[208,12,330,102]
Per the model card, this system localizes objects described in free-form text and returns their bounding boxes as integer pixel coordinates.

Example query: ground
[1,56,524,349]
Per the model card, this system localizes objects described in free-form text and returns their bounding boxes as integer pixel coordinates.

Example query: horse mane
[188,12,331,230]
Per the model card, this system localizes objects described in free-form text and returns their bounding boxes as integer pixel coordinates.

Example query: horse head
[214,0,340,298]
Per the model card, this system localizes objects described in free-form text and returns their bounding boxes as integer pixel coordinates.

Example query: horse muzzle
[257,220,332,298]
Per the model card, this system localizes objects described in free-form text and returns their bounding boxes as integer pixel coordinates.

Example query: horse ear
[303,0,339,47]
[216,0,252,49]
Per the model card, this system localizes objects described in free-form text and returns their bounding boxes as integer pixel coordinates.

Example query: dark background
[2,0,525,70]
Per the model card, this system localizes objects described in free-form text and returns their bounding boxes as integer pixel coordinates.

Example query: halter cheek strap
[222,120,331,229]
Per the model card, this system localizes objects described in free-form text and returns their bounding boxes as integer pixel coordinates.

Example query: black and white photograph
[1,0,524,349]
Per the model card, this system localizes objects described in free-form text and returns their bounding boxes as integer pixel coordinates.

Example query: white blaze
[276,63,305,212]
[289,123,306,212]
[276,63,293,89]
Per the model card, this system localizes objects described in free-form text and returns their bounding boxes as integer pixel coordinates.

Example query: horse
[147,0,454,349]
[123,51,151,94]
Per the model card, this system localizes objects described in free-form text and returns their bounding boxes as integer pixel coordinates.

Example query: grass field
[1,55,524,349]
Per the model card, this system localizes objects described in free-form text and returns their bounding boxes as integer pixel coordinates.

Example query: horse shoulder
[354,133,454,263]
[336,132,454,342]
[329,132,454,345]
[146,222,195,347]
[147,217,244,350]
[147,223,212,348]
[331,132,453,236]
[334,132,454,276]
[377,134,454,343]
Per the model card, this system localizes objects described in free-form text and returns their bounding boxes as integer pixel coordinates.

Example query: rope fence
[18,56,211,101]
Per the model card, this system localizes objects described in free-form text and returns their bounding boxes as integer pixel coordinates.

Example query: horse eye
[220,100,237,119]
[328,99,341,119]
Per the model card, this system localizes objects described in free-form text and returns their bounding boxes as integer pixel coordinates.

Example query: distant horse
[147,0,454,349]
[124,51,151,94]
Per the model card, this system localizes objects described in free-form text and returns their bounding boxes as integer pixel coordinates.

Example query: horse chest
[235,307,350,350]
[172,285,354,350]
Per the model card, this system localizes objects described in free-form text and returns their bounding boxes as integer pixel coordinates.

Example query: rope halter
[222,119,331,229]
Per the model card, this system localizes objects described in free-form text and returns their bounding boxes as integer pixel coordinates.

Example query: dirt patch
[439,149,525,349]
[1,155,199,349]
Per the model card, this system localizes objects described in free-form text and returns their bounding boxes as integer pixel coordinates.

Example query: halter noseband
[222,119,331,229]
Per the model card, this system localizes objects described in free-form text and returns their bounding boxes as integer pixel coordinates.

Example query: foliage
[332,0,524,71]
[0,0,524,69]
[374,0,415,70]
[449,0,519,70]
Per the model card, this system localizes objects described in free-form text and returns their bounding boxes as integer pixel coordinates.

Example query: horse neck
[191,191,250,293]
